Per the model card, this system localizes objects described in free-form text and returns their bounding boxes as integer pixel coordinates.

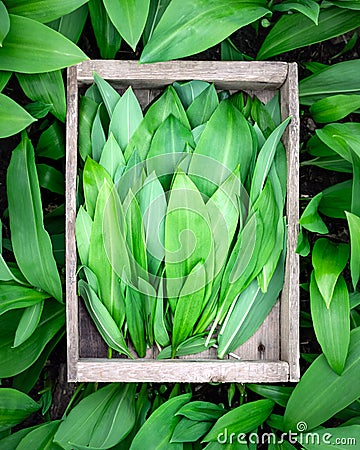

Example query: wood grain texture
[66,60,300,383]
[76,60,288,90]
[76,360,289,383]
[66,65,79,382]
[280,63,300,381]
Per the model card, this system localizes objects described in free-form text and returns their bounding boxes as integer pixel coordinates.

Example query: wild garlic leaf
[345,211,360,291]
[186,83,219,128]
[299,192,328,234]
[99,132,125,180]
[93,72,121,117]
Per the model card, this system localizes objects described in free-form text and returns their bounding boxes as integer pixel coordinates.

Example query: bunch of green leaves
[76,75,290,360]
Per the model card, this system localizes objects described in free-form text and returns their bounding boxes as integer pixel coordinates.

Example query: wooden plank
[280,63,300,381]
[76,60,288,90]
[76,359,289,383]
[66,65,79,382]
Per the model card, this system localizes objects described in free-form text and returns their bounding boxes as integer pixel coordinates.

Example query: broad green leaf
[0,300,64,378]
[89,0,121,59]
[124,284,146,358]
[140,0,270,63]
[310,273,350,375]
[176,401,225,421]
[79,96,98,161]
[88,180,127,325]
[37,164,64,195]
[204,400,274,442]
[218,248,285,358]
[300,59,360,105]
[186,83,219,128]
[329,0,360,10]
[130,394,191,450]
[221,38,252,61]
[99,132,125,180]
[319,180,352,219]
[25,101,52,119]
[125,86,189,161]
[0,93,35,138]
[165,170,213,300]
[257,7,360,60]
[16,420,61,450]
[54,383,136,450]
[171,417,212,443]
[299,425,360,450]
[296,226,310,257]
[284,327,360,431]
[172,262,206,356]
[104,0,150,50]
[13,300,44,348]
[0,14,88,73]
[46,4,88,44]
[93,72,121,117]
[273,0,320,25]
[16,71,66,122]
[301,155,352,173]
[79,280,131,357]
[345,211,360,290]
[157,335,216,359]
[138,172,167,276]
[109,86,143,151]
[37,121,65,160]
[4,0,88,23]
[250,117,290,203]
[189,100,253,197]
[312,238,349,308]
[91,105,106,162]
[247,385,293,408]
[0,1,9,45]
[310,94,360,123]
[0,70,11,91]
[83,156,113,218]
[173,80,210,109]
[75,207,92,266]
[0,388,40,432]
[7,134,62,301]
[143,0,171,44]
[299,193,328,234]
[154,278,170,347]
[0,425,42,449]
[0,285,49,316]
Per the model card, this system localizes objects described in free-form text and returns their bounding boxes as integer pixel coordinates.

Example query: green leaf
[328,0,360,10]
[203,399,274,442]
[284,327,360,431]
[0,425,40,450]
[310,94,360,123]
[186,83,219,128]
[93,72,121,117]
[273,0,320,25]
[0,1,10,45]
[36,121,65,160]
[47,4,88,44]
[4,0,88,23]
[257,7,360,60]
[79,96,98,161]
[37,164,65,195]
[99,132,125,180]
[299,193,328,234]
[319,180,352,219]
[312,238,349,308]
[130,393,191,450]
[0,14,88,73]
[310,272,350,375]
[89,0,121,59]
[16,420,61,450]
[171,417,213,443]
[83,156,113,218]
[157,335,216,359]
[173,80,210,109]
[109,86,143,151]
[0,284,49,316]
[0,300,64,378]
[172,261,206,356]
[0,388,40,432]
[296,227,310,257]
[124,284,147,358]
[54,384,136,450]
[299,425,360,450]
[154,278,170,347]
[143,0,171,44]
[16,70,66,122]
[104,0,150,50]
[13,300,44,348]
[247,385,293,408]
[176,401,225,421]
[140,0,270,63]
[345,211,360,290]
[300,60,360,105]
[165,170,213,300]
[7,134,62,301]
[0,93,35,138]
[79,280,131,357]
[91,104,106,162]
[189,100,253,197]
[0,70,11,91]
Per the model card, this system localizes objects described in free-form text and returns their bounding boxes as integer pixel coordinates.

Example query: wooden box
[66,60,300,383]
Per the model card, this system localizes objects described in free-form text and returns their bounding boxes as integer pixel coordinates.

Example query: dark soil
[1,18,358,425]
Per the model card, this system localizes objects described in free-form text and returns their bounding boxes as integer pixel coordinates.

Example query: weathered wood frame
[66,61,299,383]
